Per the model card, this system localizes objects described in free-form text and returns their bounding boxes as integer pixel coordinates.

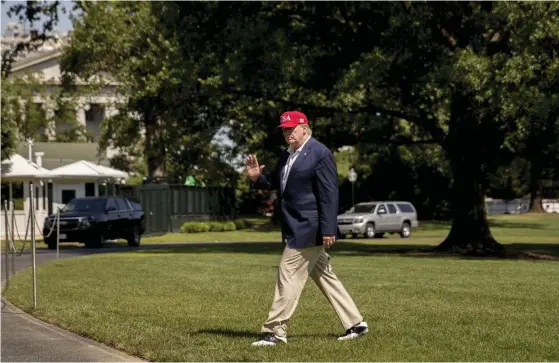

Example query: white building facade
[2,22,123,158]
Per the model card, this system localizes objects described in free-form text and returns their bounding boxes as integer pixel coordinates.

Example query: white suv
[337,201,419,238]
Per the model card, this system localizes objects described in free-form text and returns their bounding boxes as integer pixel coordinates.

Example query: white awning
[46,160,128,180]
[1,154,51,180]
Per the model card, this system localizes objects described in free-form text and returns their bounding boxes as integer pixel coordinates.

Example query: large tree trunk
[144,118,167,179]
[528,156,545,213]
[528,144,545,213]
[437,150,503,255]
[436,95,503,256]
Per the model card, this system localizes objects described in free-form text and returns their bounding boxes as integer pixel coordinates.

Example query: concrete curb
[1,298,145,362]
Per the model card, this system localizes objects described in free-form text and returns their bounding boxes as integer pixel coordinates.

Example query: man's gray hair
[302,124,312,136]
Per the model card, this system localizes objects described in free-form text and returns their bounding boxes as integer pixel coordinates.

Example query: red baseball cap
[279,111,309,128]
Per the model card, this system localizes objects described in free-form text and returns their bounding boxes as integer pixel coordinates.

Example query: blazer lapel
[284,137,314,190]
[279,150,290,192]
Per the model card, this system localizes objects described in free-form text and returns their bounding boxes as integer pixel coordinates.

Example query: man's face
[282,125,307,147]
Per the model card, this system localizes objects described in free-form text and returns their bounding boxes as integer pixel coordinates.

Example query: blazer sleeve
[250,159,281,191]
[251,174,276,191]
[314,148,339,236]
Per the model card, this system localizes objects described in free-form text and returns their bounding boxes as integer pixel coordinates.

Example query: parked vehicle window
[127,198,141,211]
[387,204,397,214]
[63,198,105,212]
[397,203,415,213]
[61,190,76,204]
[105,198,117,212]
[353,204,376,213]
[377,204,387,214]
[115,198,130,211]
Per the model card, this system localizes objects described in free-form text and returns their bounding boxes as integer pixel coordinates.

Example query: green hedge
[180,219,253,234]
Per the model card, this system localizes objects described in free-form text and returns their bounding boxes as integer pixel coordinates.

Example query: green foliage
[487,158,530,201]
[334,147,358,185]
[232,219,250,230]
[52,95,92,143]
[1,73,50,143]
[208,221,237,232]
[63,2,232,179]
[0,78,19,161]
[180,222,211,234]
[1,0,63,76]
[1,72,90,161]
[180,219,253,233]
[57,2,559,244]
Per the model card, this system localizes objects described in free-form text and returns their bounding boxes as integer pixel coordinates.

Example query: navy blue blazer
[252,137,339,248]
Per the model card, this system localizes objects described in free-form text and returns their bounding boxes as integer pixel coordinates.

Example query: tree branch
[388,136,439,146]
[221,86,428,125]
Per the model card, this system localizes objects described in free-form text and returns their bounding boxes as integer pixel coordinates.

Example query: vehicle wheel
[127,225,141,247]
[365,223,376,238]
[85,234,105,248]
[373,233,385,239]
[400,222,411,238]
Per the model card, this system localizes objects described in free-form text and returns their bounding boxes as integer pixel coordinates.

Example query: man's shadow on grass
[195,328,259,339]
[133,240,559,260]
[195,328,335,339]
[42,238,559,261]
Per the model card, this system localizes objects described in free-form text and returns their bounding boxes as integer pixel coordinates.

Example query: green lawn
[4,214,559,361]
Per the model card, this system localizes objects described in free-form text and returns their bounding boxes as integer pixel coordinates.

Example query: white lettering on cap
[300,118,304,123]
[280,115,291,123]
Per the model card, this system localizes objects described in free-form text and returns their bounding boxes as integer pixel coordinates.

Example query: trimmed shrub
[208,221,236,232]
[180,222,211,233]
[233,219,252,230]
[180,220,238,233]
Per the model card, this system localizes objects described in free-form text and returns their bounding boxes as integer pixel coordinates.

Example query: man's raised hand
[245,154,265,182]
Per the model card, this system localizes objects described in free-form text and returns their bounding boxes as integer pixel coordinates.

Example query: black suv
[43,196,145,249]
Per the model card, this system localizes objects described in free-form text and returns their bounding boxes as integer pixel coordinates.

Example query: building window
[85,104,105,142]
[43,183,47,209]
[85,182,95,197]
[0,182,24,210]
[47,183,53,214]
[61,190,76,204]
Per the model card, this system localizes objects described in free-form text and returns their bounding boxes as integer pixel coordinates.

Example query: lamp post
[348,168,357,207]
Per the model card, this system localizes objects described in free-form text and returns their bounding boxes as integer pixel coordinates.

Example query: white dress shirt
[281,136,311,192]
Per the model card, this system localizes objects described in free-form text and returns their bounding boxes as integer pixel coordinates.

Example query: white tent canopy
[46,160,128,180]
[0,153,50,180]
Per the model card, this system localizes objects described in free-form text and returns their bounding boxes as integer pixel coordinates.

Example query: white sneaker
[337,321,368,340]
[251,333,287,346]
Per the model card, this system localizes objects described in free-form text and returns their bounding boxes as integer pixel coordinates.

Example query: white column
[23,181,30,223]
[76,107,87,127]
[37,182,44,212]
[43,102,56,141]
[104,105,119,157]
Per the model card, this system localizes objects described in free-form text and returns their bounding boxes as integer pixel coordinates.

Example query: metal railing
[2,184,61,309]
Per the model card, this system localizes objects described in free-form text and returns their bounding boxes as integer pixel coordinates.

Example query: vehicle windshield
[352,204,376,213]
[62,198,105,212]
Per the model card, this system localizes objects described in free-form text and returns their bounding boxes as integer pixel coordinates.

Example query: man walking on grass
[245,111,368,346]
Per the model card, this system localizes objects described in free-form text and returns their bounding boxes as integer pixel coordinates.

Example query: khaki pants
[261,245,363,338]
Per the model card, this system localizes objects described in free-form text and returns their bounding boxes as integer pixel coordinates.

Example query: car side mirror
[105,206,116,213]
[378,209,387,215]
